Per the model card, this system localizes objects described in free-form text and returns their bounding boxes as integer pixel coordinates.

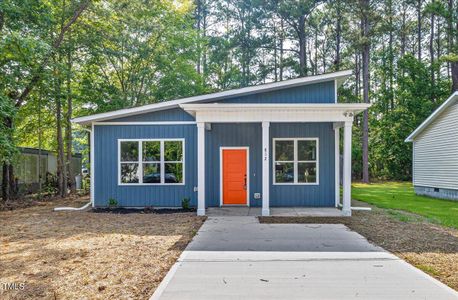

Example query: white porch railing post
[334,126,340,207]
[262,121,270,216]
[342,121,352,216]
[197,122,206,216]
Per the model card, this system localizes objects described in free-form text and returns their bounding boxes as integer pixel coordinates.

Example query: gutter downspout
[54,126,92,212]
[337,203,372,211]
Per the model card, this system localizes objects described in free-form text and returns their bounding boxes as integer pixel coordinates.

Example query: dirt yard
[259,200,458,291]
[0,196,205,299]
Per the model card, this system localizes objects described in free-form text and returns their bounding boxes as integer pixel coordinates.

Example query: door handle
[244,174,247,190]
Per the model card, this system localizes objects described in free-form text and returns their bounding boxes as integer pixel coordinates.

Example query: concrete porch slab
[206,207,342,217]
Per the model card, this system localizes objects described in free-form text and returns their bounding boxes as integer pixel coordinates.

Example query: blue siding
[205,123,263,207]
[93,122,335,208]
[270,123,335,207]
[104,107,195,122]
[213,81,335,104]
[94,125,197,207]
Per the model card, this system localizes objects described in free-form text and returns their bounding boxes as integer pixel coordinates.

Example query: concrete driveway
[151,217,458,300]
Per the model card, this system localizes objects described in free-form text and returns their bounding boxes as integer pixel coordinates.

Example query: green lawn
[352,182,458,229]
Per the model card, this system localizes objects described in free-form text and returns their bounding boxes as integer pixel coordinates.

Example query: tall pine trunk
[2,163,9,202]
[430,11,435,101]
[55,58,66,198]
[360,0,370,184]
[298,15,307,76]
[66,50,74,192]
[417,0,422,61]
[335,0,342,70]
[279,19,284,81]
[1,116,16,202]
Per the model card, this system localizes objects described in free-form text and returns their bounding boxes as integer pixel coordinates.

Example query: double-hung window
[273,138,318,184]
[119,139,184,185]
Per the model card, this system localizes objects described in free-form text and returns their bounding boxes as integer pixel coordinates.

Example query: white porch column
[334,126,340,207]
[262,121,270,216]
[197,122,206,216]
[342,121,352,216]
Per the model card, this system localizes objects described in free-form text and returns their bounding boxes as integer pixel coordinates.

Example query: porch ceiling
[180,103,371,123]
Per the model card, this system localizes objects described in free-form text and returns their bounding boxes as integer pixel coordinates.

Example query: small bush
[108,198,118,207]
[182,197,190,210]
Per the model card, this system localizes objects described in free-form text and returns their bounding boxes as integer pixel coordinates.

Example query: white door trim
[219,147,250,207]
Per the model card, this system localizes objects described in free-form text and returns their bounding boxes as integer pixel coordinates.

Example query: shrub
[108,198,118,207]
[182,197,190,210]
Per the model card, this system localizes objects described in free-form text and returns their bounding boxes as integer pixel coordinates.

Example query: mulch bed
[0,196,206,299]
[92,207,196,214]
[259,200,458,291]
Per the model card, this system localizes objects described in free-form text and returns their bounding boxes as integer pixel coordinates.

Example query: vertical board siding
[214,81,335,104]
[94,125,197,207]
[101,107,195,122]
[205,123,263,207]
[94,121,335,208]
[270,123,335,207]
[414,102,458,189]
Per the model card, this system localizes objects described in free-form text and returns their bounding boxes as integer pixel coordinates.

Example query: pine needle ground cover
[0,196,205,299]
[352,182,458,229]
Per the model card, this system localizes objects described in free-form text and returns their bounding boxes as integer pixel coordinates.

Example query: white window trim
[118,138,185,186]
[272,137,319,185]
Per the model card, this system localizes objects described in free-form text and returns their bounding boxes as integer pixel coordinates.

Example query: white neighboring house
[405,91,458,201]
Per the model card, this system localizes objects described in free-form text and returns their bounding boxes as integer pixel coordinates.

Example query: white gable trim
[72,70,352,125]
[405,92,458,142]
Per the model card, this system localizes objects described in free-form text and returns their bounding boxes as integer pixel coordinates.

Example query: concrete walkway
[151,217,458,300]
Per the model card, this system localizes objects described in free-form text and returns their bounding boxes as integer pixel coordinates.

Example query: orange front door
[222,149,247,205]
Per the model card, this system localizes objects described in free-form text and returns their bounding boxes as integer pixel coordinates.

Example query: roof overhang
[72,70,352,126]
[405,92,458,142]
[180,103,371,123]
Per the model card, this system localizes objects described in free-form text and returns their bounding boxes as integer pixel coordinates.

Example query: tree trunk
[417,0,422,61]
[314,28,318,75]
[298,15,307,76]
[2,163,9,202]
[8,164,16,198]
[400,3,406,57]
[430,11,435,100]
[280,19,284,81]
[361,0,370,184]
[335,0,341,70]
[1,116,15,201]
[447,0,453,80]
[55,59,66,198]
[452,62,458,92]
[38,91,43,199]
[66,50,74,192]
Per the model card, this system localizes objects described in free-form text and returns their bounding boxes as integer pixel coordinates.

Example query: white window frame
[118,138,185,186]
[272,137,319,185]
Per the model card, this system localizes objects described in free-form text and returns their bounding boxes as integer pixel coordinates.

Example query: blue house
[72,70,370,216]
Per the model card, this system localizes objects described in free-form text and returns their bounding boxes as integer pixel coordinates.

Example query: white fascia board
[180,103,371,112]
[405,92,458,142]
[71,70,353,125]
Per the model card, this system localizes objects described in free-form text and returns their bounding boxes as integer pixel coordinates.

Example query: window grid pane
[274,139,318,184]
[143,141,161,162]
[120,141,139,162]
[164,141,183,162]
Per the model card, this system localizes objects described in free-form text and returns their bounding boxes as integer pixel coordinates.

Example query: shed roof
[405,91,458,142]
[72,70,352,126]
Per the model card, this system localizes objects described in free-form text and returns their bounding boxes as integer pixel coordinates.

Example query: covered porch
[180,103,370,217]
